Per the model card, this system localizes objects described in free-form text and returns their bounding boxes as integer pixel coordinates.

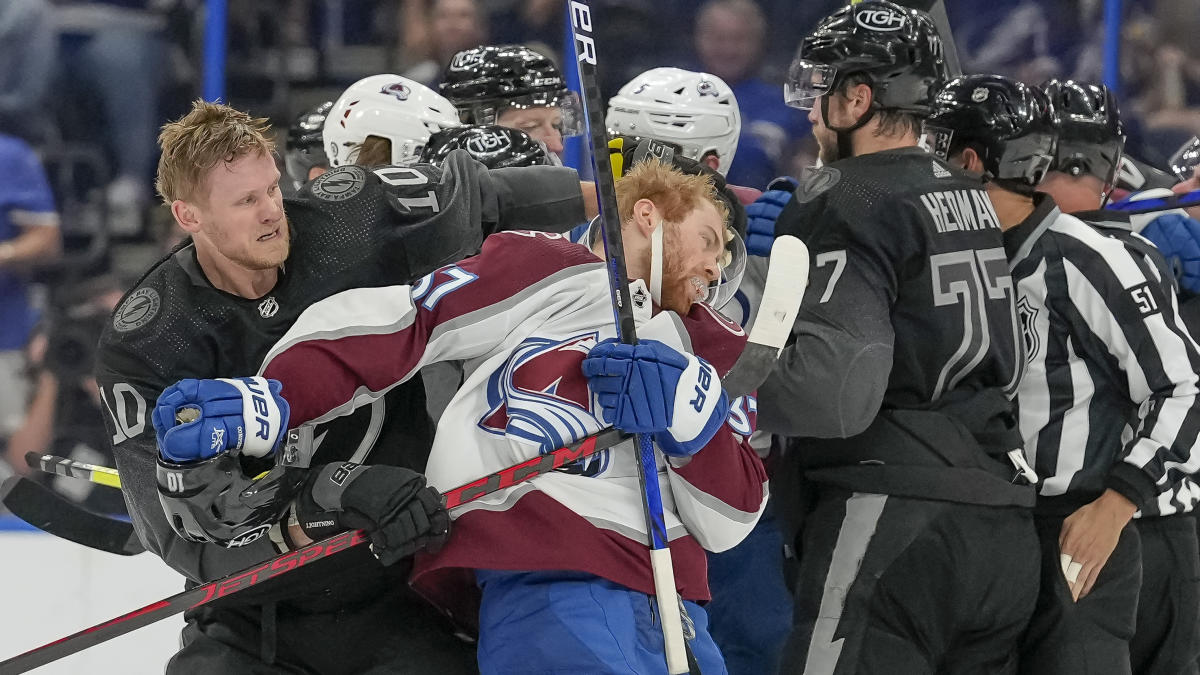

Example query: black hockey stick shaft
[0,428,630,675]
[567,3,691,672]
[25,452,122,488]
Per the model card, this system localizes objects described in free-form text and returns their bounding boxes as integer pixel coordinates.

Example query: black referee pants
[168,581,478,675]
[1130,515,1200,675]
[1018,514,1142,675]
[780,487,1040,674]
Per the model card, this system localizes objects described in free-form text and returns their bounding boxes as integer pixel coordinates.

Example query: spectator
[399,0,489,88]
[693,0,809,189]
[0,0,56,142]
[0,133,61,460]
[54,0,170,236]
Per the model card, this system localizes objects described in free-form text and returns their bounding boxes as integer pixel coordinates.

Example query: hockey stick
[25,452,121,488]
[0,477,144,556]
[567,3,693,672]
[0,428,623,675]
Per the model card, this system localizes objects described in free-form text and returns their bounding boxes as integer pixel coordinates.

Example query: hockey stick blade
[0,428,627,674]
[0,477,143,556]
[26,452,122,489]
[721,235,809,398]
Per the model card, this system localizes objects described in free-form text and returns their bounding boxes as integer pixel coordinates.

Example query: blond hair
[156,100,275,204]
[615,159,730,234]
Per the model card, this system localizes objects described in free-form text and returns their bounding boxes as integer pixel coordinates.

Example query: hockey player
[1034,79,1200,673]
[157,159,767,674]
[747,4,1041,672]
[928,74,1200,675]
[439,44,583,157]
[95,100,592,673]
[323,73,461,169]
[606,66,785,675]
[283,100,331,191]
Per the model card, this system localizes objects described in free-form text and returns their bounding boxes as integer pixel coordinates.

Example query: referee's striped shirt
[1078,207,1200,517]
[1005,196,1200,516]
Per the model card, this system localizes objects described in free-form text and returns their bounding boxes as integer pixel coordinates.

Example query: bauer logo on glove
[153,377,291,463]
[582,338,730,457]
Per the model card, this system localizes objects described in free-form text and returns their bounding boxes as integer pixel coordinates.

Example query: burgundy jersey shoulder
[682,302,747,376]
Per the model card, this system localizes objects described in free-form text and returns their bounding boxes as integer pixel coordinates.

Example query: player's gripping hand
[582,338,730,457]
[153,377,290,463]
[1140,212,1200,294]
[745,176,798,257]
[294,463,450,565]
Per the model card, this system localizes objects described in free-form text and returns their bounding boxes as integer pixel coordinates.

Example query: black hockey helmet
[157,428,313,548]
[418,124,556,169]
[925,74,1058,192]
[439,44,583,136]
[786,1,950,116]
[1042,80,1124,191]
[1170,136,1200,182]
[285,101,333,189]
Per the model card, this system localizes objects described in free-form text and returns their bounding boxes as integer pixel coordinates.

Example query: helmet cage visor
[785,61,838,110]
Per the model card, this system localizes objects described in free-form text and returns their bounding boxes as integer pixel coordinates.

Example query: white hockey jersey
[259,230,768,613]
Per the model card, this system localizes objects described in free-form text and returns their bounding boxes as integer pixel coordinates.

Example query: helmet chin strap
[820,94,877,162]
[650,219,665,306]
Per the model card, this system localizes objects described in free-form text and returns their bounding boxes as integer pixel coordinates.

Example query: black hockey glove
[294,462,450,566]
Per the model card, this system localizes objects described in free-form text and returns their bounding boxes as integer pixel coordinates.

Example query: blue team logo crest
[380,82,411,101]
[479,333,609,477]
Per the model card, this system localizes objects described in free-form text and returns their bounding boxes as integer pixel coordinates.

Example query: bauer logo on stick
[568,2,596,65]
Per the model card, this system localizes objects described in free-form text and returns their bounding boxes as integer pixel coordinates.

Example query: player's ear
[702,153,721,172]
[960,147,986,175]
[846,82,873,117]
[171,200,202,234]
[632,198,657,237]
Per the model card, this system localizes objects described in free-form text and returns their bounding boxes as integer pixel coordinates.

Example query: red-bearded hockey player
[155,159,767,674]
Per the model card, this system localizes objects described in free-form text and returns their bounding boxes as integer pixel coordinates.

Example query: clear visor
[785,62,837,111]
[707,232,747,309]
[503,91,585,138]
[998,133,1057,186]
[1169,136,1200,182]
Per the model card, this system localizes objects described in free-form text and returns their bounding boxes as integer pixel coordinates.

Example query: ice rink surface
[0,520,181,674]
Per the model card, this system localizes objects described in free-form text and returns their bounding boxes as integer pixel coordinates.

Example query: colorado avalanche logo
[696,80,719,97]
[380,82,411,101]
[479,333,609,477]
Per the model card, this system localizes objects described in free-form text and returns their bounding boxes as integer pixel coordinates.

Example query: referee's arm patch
[1126,282,1161,317]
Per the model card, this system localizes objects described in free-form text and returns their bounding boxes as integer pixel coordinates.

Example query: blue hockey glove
[582,338,730,457]
[744,176,798,257]
[154,377,290,463]
[1139,212,1200,294]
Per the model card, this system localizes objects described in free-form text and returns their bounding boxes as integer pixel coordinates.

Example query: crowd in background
[0,0,1198,506]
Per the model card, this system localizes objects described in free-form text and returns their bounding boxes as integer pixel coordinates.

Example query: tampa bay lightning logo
[479,333,609,477]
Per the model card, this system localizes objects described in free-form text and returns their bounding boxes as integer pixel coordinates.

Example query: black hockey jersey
[758,147,1032,506]
[94,152,587,605]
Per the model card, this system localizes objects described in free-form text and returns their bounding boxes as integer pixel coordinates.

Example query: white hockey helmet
[323,74,461,167]
[606,68,741,176]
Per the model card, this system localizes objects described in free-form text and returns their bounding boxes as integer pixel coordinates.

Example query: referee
[1037,79,1200,674]
[929,74,1200,675]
